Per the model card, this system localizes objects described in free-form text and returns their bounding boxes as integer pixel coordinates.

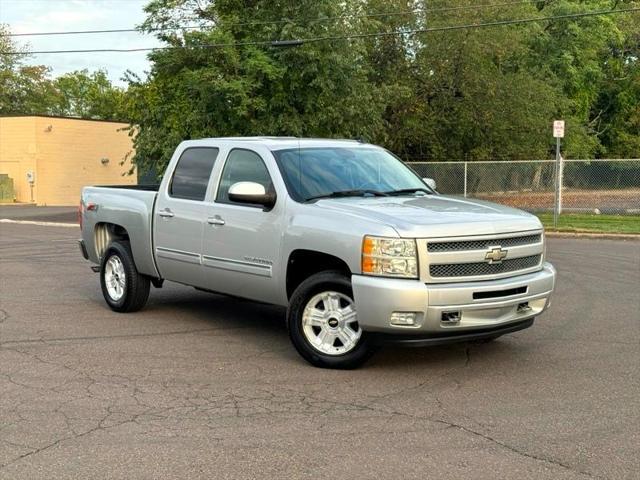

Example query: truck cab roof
[178,137,372,152]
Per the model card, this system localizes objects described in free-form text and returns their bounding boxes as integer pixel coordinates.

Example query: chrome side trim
[202,255,272,278]
[155,246,201,265]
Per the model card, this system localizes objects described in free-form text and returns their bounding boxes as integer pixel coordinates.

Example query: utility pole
[553,121,565,228]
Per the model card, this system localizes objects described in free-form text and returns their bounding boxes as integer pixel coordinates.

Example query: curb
[545,231,640,241]
[0,219,78,228]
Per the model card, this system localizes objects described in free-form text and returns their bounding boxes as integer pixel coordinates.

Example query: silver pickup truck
[79,137,556,369]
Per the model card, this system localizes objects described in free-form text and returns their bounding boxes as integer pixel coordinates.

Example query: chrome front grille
[427,234,542,252]
[430,254,542,278]
[420,230,544,283]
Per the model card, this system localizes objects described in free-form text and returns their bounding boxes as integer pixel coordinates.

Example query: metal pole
[558,154,564,215]
[464,161,468,198]
[553,137,561,228]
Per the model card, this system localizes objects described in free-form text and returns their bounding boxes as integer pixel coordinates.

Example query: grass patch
[536,213,640,234]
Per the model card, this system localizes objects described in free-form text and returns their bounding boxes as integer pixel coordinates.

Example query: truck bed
[93,184,160,191]
[80,185,159,278]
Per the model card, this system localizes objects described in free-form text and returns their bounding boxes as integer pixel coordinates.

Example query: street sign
[553,120,565,138]
[552,121,564,228]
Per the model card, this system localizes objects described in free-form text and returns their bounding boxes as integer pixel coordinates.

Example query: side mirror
[228,181,276,209]
[423,177,437,191]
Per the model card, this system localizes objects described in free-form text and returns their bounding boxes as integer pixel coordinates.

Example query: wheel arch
[94,222,130,259]
[286,249,351,300]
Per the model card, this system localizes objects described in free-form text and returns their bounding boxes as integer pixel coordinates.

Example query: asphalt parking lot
[0,205,78,224]
[0,222,638,479]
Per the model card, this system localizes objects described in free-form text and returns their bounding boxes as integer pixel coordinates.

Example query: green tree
[590,1,640,158]
[1,26,124,120]
[51,69,126,120]
[358,0,562,160]
[126,0,640,173]
[527,0,640,158]
[126,0,386,175]
[0,24,57,114]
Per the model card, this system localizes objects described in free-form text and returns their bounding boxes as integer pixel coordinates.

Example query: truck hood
[313,195,542,238]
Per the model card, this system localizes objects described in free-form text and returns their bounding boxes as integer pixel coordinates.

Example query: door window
[216,149,273,204]
[169,147,219,201]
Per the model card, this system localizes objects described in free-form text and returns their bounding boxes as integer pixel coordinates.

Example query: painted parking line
[0,218,78,228]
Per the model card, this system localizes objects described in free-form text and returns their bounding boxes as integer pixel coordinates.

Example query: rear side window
[216,149,273,204]
[169,147,219,201]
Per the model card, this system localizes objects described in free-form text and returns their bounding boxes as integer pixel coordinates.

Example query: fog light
[441,311,461,324]
[517,302,531,313]
[390,312,417,326]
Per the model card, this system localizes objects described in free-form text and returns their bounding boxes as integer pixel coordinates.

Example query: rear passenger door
[154,147,219,287]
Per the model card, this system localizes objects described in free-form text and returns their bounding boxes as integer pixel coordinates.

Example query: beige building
[0,115,136,205]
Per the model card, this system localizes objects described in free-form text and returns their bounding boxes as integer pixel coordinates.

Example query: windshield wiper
[305,189,389,202]
[385,187,432,196]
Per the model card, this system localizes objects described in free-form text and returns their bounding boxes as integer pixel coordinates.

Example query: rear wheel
[100,241,150,313]
[287,271,376,369]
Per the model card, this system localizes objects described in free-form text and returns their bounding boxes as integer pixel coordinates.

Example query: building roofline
[0,114,130,125]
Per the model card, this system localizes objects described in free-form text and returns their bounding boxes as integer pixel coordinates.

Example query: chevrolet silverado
[79,138,556,369]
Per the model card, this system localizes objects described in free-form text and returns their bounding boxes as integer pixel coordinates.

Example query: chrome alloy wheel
[104,254,126,301]
[302,291,362,355]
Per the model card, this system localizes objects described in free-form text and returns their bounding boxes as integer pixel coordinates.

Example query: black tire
[100,240,150,313]
[287,270,376,369]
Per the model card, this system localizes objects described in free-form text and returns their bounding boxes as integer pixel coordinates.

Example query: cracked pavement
[0,223,638,479]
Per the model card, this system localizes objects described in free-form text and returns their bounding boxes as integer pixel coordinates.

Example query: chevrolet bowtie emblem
[485,247,508,264]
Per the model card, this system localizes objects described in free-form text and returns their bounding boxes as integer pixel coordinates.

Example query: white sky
[0,0,162,86]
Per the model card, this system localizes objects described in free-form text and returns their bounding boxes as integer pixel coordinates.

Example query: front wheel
[100,241,150,313]
[287,271,376,369]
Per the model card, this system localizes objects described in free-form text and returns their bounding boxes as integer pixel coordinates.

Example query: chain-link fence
[407,159,640,215]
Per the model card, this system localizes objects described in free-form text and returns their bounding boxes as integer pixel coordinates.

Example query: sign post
[26,170,35,203]
[552,121,565,228]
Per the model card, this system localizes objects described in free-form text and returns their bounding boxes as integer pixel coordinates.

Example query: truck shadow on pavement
[135,286,523,370]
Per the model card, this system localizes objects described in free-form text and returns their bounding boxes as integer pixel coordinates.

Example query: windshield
[272,147,431,202]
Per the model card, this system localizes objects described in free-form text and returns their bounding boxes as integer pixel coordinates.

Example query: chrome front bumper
[352,263,556,334]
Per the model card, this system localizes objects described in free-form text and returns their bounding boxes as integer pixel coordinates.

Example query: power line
[1,1,538,37]
[2,8,638,55]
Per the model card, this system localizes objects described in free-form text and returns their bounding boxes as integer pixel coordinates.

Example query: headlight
[362,236,418,278]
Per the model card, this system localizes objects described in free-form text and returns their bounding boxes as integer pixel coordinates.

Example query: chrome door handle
[207,217,225,226]
[159,210,174,218]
